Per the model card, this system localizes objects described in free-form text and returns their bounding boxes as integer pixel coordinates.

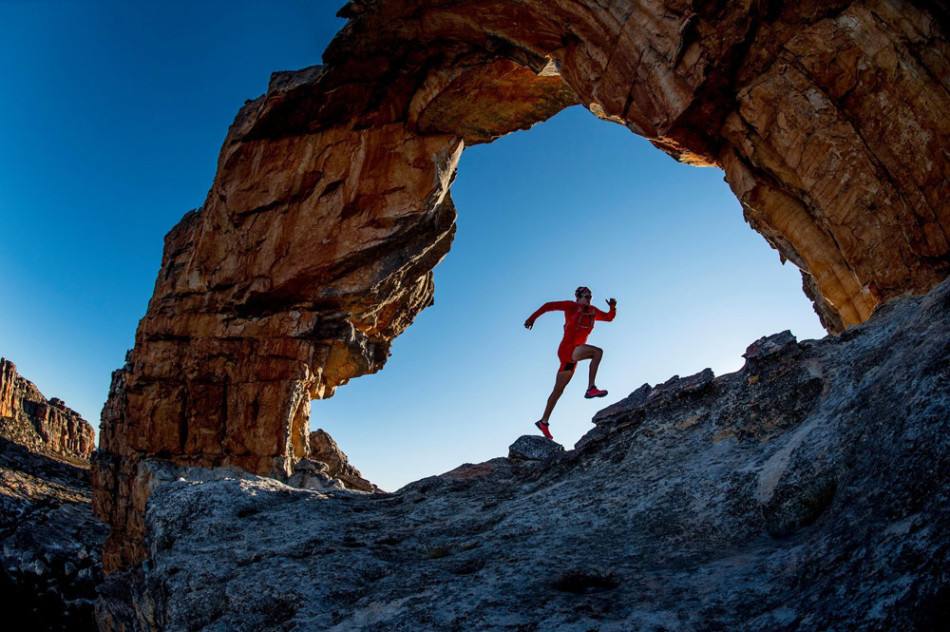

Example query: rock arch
[93,0,949,571]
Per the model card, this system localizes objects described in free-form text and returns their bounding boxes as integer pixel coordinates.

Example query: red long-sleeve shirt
[527,300,616,347]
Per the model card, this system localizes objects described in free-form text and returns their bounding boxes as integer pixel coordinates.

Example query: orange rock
[0,358,95,461]
[94,0,950,572]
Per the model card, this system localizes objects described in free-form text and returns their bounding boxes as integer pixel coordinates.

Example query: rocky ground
[97,278,950,631]
[0,437,106,631]
[0,359,104,631]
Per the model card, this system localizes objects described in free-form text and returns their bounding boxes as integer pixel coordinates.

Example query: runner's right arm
[524,301,573,328]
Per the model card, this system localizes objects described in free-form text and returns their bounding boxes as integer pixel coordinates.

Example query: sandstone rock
[94,0,950,572]
[507,434,565,461]
[0,358,95,461]
[306,428,377,492]
[96,278,950,631]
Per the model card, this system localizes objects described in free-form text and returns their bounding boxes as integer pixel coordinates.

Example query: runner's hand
[524,319,534,330]
[606,298,617,307]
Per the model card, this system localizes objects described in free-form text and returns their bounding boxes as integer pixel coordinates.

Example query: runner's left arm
[594,301,617,321]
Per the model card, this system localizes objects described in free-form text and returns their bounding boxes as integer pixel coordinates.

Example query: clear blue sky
[1,2,825,491]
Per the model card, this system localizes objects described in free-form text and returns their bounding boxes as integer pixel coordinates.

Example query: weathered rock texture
[508,434,565,461]
[0,438,106,631]
[0,361,104,630]
[97,277,950,631]
[0,358,95,461]
[286,429,377,493]
[305,428,377,492]
[94,0,950,572]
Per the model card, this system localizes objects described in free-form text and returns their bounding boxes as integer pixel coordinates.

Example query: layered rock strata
[94,0,950,571]
[302,429,377,492]
[286,429,377,493]
[96,277,950,631]
[0,358,95,461]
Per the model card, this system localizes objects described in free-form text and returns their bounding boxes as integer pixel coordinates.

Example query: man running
[524,286,617,440]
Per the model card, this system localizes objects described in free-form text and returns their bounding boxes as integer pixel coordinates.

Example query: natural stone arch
[93,0,949,571]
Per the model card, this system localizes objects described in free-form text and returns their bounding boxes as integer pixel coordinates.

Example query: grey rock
[288,458,345,492]
[97,277,950,632]
[743,330,798,364]
[507,435,565,460]
[591,368,716,429]
[0,437,106,631]
[590,382,652,426]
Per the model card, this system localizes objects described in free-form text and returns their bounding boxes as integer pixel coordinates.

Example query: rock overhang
[92,0,950,573]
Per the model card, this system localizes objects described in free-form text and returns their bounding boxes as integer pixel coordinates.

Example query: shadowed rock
[508,435,565,461]
[93,0,950,573]
[304,429,377,492]
[0,361,104,630]
[96,278,950,631]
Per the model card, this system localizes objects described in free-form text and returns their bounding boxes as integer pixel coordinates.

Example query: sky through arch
[316,103,826,491]
[0,1,825,491]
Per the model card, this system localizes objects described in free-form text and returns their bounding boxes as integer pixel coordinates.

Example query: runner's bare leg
[540,369,574,423]
[572,344,603,389]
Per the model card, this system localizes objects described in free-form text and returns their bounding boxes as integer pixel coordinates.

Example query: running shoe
[584,386,608,398]
[535,420,554,440]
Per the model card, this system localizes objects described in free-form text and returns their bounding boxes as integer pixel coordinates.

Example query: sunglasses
[577,293,592,299]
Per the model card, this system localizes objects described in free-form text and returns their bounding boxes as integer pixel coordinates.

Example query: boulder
[507,435,565,461]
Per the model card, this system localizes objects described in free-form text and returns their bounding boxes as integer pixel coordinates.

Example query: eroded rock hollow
[93,0,950,571]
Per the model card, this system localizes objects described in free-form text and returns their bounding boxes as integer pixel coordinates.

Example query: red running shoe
[535,420,554,440]
[585,385,608,399]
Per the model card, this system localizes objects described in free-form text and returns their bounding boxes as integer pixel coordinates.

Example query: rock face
[304,429,377,492]
[286,429,377,493]
[1,358,95,461]
[0,360,104,631]
[508,434,565,461]
[96,278,949,631]
[94,0,950,572]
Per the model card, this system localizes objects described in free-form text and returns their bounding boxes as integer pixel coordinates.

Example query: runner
[524,286,617,440]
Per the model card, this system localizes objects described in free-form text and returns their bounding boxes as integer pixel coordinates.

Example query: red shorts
[557,339,580,373]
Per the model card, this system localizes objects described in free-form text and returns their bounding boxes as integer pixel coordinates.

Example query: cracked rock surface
[93,0,950,572]
[98,278,949,631]
[0,438,105,632]
[0,360,104,631]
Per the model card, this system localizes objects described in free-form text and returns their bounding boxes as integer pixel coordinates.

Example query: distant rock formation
[294,429,377,492]
[93,0,950,574]
[0,361,104,631]
[0,358,95,460]
[96,277,949,631]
